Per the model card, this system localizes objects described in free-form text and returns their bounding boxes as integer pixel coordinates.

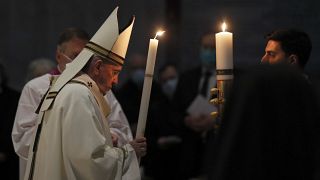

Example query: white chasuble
[28,74,140,180]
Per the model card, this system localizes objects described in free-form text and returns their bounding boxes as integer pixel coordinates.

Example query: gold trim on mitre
[85,42,124,65]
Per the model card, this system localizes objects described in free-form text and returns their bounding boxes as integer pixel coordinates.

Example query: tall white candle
[136,31,165,138]
[215,22,233,80]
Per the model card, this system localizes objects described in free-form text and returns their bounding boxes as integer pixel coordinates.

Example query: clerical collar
[49,66,61,75]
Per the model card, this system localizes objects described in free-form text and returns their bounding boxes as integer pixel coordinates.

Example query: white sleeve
[61,87,139,180]
[11,75,49,159]
[105,90,133,146]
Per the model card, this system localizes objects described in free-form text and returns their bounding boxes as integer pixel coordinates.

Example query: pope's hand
[129,137,147,158]
[111,133,118,147]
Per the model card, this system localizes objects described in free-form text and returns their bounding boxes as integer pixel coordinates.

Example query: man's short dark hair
[265,29,312,68]
[58,27,90,46]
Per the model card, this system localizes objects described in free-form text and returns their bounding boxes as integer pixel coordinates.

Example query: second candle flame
[154,31,165,39]
[222,22,227,32]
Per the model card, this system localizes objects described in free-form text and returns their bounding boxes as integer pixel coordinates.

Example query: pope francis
[24,7,142,180]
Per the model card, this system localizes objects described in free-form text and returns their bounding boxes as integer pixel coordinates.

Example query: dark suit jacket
[0,86,20,180]
[172,66,208,179]
[173,66,202,115]
[172,66,244,179]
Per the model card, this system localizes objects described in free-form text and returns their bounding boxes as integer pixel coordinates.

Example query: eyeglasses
[92,55,120,78]
[112,70,120,78]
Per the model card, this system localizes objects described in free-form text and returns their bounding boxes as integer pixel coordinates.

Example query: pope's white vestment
[12,73,136,180]
[29,74,140,180]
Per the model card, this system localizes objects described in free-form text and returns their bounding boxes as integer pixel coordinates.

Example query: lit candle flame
[222,22,227,32]
[154,31,165,39]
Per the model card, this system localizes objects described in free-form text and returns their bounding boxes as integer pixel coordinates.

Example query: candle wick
[154,35,158,39]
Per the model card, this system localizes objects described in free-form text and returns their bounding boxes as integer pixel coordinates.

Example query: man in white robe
[11,28,141,179]
[23,7,145,180]
[30,71,140,180]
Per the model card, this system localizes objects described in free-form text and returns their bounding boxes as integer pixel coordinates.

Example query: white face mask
[162,77,178,99]
[61,53,73,63]
[60,53,73,71]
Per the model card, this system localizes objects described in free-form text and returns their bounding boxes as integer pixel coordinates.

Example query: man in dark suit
[172,32,217,179]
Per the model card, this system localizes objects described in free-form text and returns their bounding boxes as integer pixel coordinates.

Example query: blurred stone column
[165,0,181,65]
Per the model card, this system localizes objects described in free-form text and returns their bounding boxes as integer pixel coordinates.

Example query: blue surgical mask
[162,77,178,99]
[200,48,216,67]
[131,69,145,87]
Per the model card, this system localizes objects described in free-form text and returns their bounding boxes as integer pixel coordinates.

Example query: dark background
[1,0,319,90]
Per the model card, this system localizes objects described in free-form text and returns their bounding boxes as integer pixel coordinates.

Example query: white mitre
[40,6,134,112]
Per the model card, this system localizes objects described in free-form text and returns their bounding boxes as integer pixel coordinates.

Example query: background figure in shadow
[25,58,55,82]
[143,63,182,180]
[172,31,217,179]
[0,63,20,180]
[206,64,320,180]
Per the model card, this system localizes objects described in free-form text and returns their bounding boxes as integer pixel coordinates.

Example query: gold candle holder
[210,79,233,130]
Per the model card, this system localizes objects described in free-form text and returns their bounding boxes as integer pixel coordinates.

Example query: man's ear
[93,59,103,74]
[288,54,299,65]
